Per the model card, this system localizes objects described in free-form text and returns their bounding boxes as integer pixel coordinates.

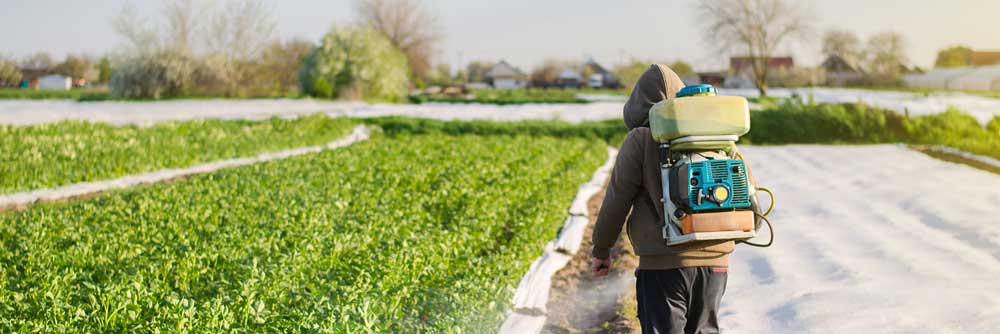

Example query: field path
[725,144,1000,333]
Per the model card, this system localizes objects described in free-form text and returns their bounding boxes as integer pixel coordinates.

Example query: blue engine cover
[685,159,752,211]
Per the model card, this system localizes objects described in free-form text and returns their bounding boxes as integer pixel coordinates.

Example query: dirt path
[541,183,640,334]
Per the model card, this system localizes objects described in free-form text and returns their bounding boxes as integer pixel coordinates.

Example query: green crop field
[0,131,606,333]
[0,115,355,194]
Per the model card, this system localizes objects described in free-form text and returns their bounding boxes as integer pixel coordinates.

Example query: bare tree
[355,0,441,81]
[864,31,908,84]
[697,0,812,96]
[205,0,277,61]
[111,4,159,55]
[164,0,210,54]
[822,29,861,61]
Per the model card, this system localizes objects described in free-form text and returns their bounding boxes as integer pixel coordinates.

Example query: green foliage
[668,61,695,78]
[0,115,354,194]
[0,133,606,333]
[934,45,972,68]
[98,57,113,83]
[744,99,1000,161]
[745,99,906,144]
[0,59,21,87]
[362,116,625,143]
[0,88,109,100]
[299,26,409,101]
[411,88,624,105]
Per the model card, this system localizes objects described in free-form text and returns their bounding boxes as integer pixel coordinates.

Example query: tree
[864,31,908,83]
[205,0,276,62]
[254,39,314,95]
[109,50,198,99]
[697,0,812,96]
[97,57,113,83]
[465,61,493,83]
[355,0,440,81]
[530,59,575,87]
[614,60,653,92]
[299,26,410,101]
[55,55,91,80]
[0,57,21,87]
[822,29,862,61]
[112,4,160,55]
[21,52,55,69]
[935,46,972,68]
[668,60,695,78]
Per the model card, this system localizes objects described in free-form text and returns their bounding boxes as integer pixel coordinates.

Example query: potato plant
[0,115,354,194]
[0,133,606,333]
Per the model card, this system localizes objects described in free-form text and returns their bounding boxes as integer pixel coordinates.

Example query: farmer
[591,64,733,334]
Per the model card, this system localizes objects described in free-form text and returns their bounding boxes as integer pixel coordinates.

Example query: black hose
[739,212,773,248]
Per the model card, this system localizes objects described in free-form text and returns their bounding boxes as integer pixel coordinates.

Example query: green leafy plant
[0,133,606,333]
[0,115,354,194]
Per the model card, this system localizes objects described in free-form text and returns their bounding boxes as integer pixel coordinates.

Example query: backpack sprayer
[651,84,775,247]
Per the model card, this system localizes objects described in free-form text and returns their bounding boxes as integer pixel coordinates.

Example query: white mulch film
[3,87,1000,126]
[0,125,370,209]
[499,147,616,334]
[727,144,1000,333]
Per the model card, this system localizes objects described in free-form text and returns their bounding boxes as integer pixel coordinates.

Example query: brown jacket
[592,64,733,270]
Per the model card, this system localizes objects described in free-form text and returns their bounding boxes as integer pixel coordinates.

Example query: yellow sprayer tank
[649,84,750,143]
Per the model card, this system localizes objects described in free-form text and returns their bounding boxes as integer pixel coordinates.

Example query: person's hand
[592,257,612,277]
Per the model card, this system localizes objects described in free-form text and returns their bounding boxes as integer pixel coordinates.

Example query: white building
[484,60,527,89]
[38,75,71,90]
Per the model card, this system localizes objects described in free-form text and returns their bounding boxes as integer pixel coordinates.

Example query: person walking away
[591,64,734,334]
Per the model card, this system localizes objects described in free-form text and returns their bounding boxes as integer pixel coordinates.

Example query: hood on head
[623,64,686,130]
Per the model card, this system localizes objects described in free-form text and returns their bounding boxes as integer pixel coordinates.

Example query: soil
[541,181,641,334]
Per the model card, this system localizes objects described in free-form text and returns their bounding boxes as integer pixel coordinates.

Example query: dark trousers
[636,267,728,334]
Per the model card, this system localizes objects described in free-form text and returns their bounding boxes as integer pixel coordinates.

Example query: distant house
[484,60,528,89]
[694,71,726,86]
[556,69,582,88]
[17,64,51,89]
[549,60,620,89]
[580,60,619,89]
[38,74,71,90]
[970,50,1000,67]
[821,54,864,86]
[727,56,795,88]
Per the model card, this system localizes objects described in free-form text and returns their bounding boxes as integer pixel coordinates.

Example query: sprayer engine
[669,159,752,214]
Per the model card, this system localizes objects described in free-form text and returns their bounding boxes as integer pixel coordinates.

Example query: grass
[745,98,1000,162]
[0,88,110,101]
[0,132,606,333]
[0,115,355,194]
[410,88,626,105]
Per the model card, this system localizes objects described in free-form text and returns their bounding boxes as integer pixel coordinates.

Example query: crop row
[0,133,607,333]
[0,115,355,194]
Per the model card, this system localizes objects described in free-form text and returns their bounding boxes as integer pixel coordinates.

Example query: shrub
[299,25,409,101]
[109,51,198,99]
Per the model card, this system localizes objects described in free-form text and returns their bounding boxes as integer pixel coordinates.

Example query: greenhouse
[904,64,1000,91]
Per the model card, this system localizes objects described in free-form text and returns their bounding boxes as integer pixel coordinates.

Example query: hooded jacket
[592,64,734,270]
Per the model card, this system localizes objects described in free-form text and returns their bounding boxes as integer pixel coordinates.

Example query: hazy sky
[3,0,999,71]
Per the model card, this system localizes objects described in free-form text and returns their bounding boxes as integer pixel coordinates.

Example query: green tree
[98,57,113,83]
[668,60,695,78]
[55,55,91,80]
[465,61,493,83]
[298,25,410,101]
[614,60,653,92]
[934,46,972,68]
[0,58,22,87]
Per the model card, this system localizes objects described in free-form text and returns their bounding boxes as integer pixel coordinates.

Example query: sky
[3,0,1000,72]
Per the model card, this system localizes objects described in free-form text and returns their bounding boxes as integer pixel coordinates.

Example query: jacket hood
[623,64,686,130]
